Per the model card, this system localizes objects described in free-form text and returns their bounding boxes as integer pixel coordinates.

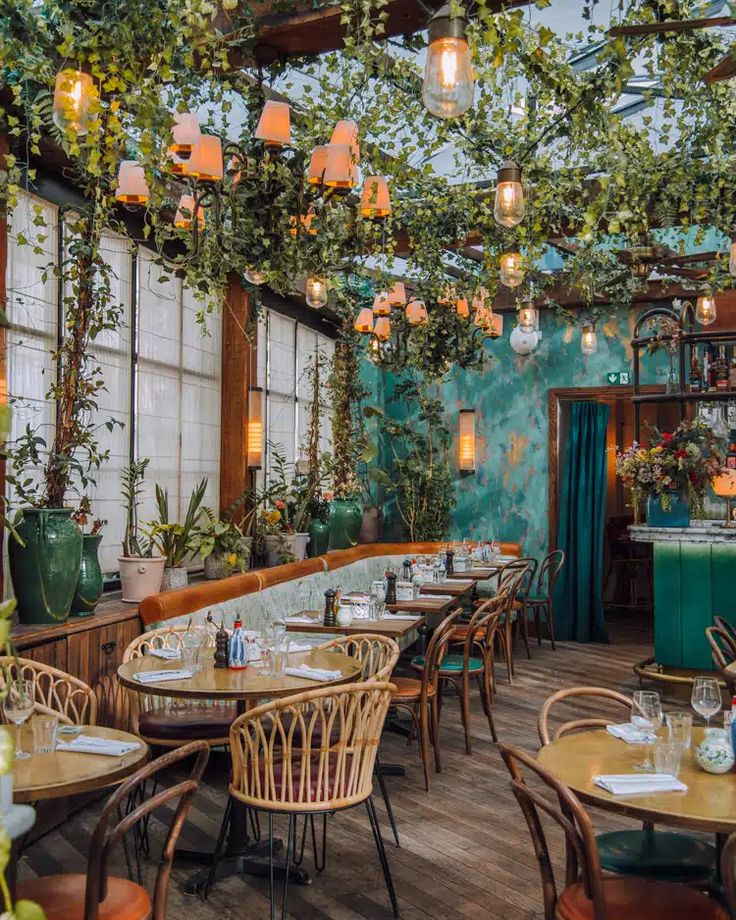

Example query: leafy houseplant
[69,497,106,617]
[118,459,165,604]
[147,477,208,590]
[192,507,252,580]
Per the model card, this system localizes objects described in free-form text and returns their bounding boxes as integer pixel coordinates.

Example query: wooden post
[220,274,256,514]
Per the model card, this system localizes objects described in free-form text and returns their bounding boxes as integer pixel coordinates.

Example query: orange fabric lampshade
[360,176,391,218]
[714,470,736,498]
[456,297,470,318]
[307,146,329,185]
[406,299,428,325]
[184,135,223,182]
[323,143,358,189]
[374,316,391,340]
[354,307,374,333]
[373,292,391,315]
[174,194,205,230]
[170,112,200,155]
[115,161,149,204]
[330,120,360,160]
[387,282,407,305]
[255,100,291,146]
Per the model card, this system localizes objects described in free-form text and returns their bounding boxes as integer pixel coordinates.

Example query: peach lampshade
[184,135,224,182]
[373,292,391,315]
[354,307,374,333]
[174,194,205,230]
[455,297,470,318]
[323,143,358,189]
[713,470,736,498]
[387,282,407,305]
[307,146,329,185]
[374,316,391,340]
[115,161,149,205]
[360,176,391,218]
[406,299,428,325]
[170,112,200,155]
[330,120,360,160]
[255,100,291,146]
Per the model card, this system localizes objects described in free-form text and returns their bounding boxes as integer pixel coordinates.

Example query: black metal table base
[180,839,311,895]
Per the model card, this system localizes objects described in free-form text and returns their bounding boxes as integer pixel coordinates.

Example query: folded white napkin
[607,723,657,744]
[287,642,313,653]
[56,735,142,757]
[593,774,687,795]
[424,594,453,601]
[149,647,181,660]
[284,665,342,682]
[382,613,421,620]
[285,616,318,624]
[132,668,195,684]
[439,579,471,586]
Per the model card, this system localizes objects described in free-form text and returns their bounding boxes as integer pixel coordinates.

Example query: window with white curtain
[5,190,222,575]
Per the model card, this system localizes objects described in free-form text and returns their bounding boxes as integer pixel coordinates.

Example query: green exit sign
[606,371,631,385]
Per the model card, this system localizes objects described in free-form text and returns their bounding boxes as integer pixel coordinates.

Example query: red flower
[275,499,286,510]
[662,432,673,444]
[675,449,686,458]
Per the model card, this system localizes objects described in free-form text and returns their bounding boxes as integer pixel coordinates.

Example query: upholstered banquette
[139,543,522,631]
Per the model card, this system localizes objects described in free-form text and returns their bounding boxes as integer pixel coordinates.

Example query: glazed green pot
[9,508,83,625]
[328,498,363,551]
[70,534,103,618]
[308,519,330,557]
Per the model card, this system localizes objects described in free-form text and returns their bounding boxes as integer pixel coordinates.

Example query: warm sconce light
[323,143,358,189]
[247,386,264,470]
[696,294,717,326]
[354,307,374,333]
[115,161,149,205]
[307,146,329,185]
[360,176,391,218]
[406,299,428,325]
[245,267,267,285]
[255,100,291,147]
[53,69,95,136]
[581,323,598,355]
[713,469,736,526]
[374,316,391,340]
[494,160,525,229]
[518,303,538,333]
[174,195,205,230]
[422,4,474,120]
[387,282,407,305]
[499,252,524,288]
[458,409,476,473]
[169,112,200,162]
[184,135,224,182]
[306,275,328,309]
[373,292,391,315]
[456,297,470,318]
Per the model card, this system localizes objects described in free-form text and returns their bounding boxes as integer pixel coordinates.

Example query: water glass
[271,637,290,679]
[691,676,722,729]
[3,680,34,760]
[32,714,58,753]
[632,690,663,772]
[653,739,683,777]
[666,711,693,750]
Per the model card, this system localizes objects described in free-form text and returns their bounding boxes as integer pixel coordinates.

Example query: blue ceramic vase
[646,490,690,528]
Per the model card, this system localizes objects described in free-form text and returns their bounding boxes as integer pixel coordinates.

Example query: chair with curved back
[520,548,565,649]
[494,559,533,682]
[538,687,716,886]
[714,614,736,649]
[123,625,236,748]
[499,742,725,920]
[17,740,210,920]
[0,656,97,725]
[705,625,736,695]
[221,681,398,920]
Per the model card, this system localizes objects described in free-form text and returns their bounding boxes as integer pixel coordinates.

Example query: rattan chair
[215,681,398,919]
[519,549,565,650]
[538,687,716,886]
[0,656,97,725]
[499,743,725,920]
[17,741,209,920]
[123,625,235,748]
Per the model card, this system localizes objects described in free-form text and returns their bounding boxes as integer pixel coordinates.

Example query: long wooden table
[284,612,423,649]
[420,580,473,599]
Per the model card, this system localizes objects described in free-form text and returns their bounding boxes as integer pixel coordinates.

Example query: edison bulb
[494,161,525,229]
[306,275,328,309]
[696,295,717,326]
[581,324,597,355]
[518,305,537,333]
[499,252,524,289]
[245,268,266,285]
[53,69,95,136]
[422,36,474,119]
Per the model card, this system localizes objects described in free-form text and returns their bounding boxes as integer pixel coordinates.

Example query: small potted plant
[192,507,252,580]
[70,498,106,617]
[118,459,165,603]
[146,478,208,590]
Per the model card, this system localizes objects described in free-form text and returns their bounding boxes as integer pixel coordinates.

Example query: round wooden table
[13,725,148,804]
[537,727,736,834]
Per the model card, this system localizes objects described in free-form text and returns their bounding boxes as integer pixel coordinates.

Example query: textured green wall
[378,305,665,558]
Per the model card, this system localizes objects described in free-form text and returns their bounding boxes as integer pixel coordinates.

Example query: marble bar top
[629,521,736,543]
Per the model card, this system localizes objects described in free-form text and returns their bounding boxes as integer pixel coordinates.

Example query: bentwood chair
[17,740,209,920]
[123,625,236,748]
[538,687,716,885]
[499,743,726,920]
[706,624,736,696]
[713,614,736,650]
[519,548,565,650]
[494,560,533,682]
[0,656,97,725]
[220,681,399,920]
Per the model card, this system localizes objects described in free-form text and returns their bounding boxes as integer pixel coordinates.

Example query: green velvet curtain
[554,400,610,643]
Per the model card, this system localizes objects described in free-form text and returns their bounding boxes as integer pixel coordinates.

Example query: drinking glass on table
[632,690,663,772]
[653,739,683,777]
[691,677,722,730]
[181,627,204,672]
[666,711,693,750]
[271,636,290,679]
[3,680,34,760]
[32,714,58,754]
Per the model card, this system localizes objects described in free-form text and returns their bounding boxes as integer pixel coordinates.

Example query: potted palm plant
[118,459,166,603]
[147,478,208,590]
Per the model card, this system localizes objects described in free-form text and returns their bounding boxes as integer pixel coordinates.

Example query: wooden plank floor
[18,618,665,919]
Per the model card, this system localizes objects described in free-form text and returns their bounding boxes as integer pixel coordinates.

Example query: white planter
[161,565,189,592]
[118,556,166,603]
[289,532,310,562]
[263,534,285,567]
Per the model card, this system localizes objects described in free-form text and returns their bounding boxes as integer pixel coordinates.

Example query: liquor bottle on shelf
[689,347,702,393]
[729,349,736,390]
[727,433,736,471]
[704,343,716,391]
[717,345,729,391]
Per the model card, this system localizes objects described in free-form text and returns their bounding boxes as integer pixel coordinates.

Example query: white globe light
[509,325,539,355]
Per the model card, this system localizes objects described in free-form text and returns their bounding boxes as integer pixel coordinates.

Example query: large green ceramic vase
[9,508,83,625]
[308,519,330,557]
[328,498,363,550]
[70,534,103,617]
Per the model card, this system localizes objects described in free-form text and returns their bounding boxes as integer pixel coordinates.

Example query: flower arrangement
[616,420,724,518]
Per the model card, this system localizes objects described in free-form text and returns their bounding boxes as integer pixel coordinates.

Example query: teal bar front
[630,524,736,671]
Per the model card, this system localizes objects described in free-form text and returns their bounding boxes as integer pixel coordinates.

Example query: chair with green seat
[538,686,716,885]
[412,592,507,754]
[493,559,535,681]
[519,548,565,650]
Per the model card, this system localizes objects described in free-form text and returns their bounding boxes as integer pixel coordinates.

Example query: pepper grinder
[445,549,454,576]
[214,618,229,669]
[323,587,337,627]
[384,570,397,605]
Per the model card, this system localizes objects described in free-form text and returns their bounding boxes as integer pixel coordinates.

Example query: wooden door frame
[548,385,664,552]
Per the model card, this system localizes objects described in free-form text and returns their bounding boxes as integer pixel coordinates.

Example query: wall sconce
[713,470,736,527]
[458,409,476,473]
[247,386,264,470]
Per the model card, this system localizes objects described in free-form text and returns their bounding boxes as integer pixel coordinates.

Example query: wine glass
[632,690,663,772]
[691,677,722,730]
[3,680,35,760]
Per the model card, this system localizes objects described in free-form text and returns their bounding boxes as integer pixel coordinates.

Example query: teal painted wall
[378,305,667,559]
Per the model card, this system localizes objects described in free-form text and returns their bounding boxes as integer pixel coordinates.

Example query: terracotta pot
[358,506,383,544]
[161,565,188,591]
[118,556,166,604]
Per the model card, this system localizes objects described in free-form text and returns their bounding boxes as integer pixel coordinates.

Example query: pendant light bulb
[518,303,537,333]
[696,294,717,326]
[53,69,96,136]
[499,252,524,289]
[581,323,597,356]
[245,268,267,285]
[306,275,328,309]
[494,161,525,229]
[422,5,474,119]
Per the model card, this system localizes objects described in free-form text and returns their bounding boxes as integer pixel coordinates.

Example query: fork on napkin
[132,668,195,684]
[56,735,142,757]
[284,665,343,682]
[607,723,657,744]
[593,774,687,795]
